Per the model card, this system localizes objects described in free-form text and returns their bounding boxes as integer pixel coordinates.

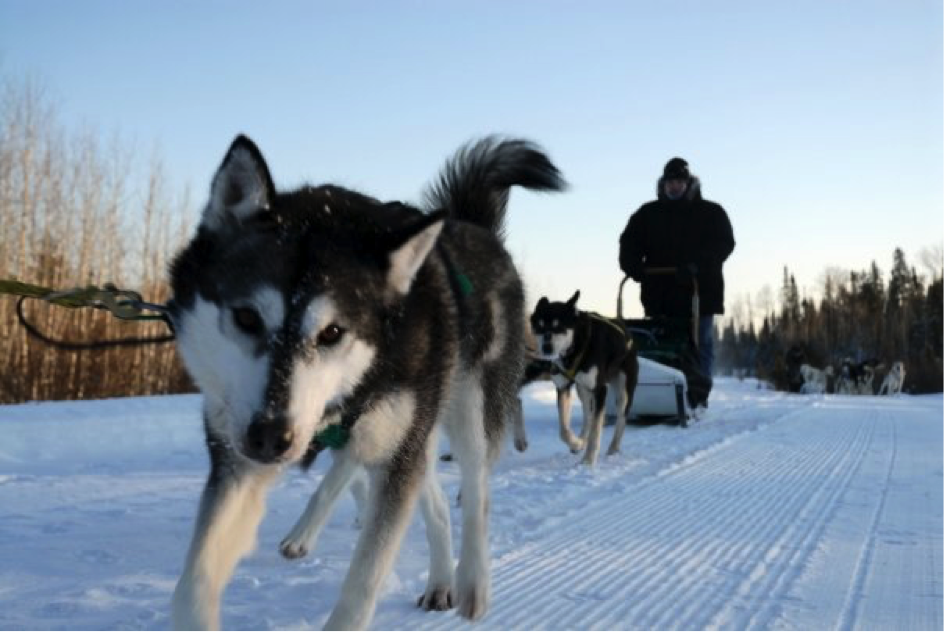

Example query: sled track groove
[701,412,882,631]
[486,412,824,630]
[836,416,897,631]
[562,409,871,631]
[463,406,815,630]
[401,404,882,630]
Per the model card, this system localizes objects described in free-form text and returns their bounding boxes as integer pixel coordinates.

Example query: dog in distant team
[800,364,833,394]
[168,135,565,629]
[529,291,639,466]
[857,364,876,394]
[878,361,906,395]
[836,358,881,395]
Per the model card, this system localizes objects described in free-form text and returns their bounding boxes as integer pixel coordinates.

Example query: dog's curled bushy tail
[424,136,567,240]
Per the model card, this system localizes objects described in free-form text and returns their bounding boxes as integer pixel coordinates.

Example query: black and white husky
[878,360,906,396]
[529,291,639,466]
[168,135,565,629]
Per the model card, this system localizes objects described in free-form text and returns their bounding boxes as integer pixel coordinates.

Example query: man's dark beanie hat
[663,157,690,180]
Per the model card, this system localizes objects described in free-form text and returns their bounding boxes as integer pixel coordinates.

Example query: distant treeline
[716,252,943,394]
[0,76,194,404]
[2,73,941,403]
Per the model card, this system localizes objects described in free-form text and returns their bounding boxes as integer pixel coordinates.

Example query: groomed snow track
[0,380,940,630]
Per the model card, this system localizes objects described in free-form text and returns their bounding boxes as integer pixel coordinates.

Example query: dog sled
[522,267,709,428]
[608,268,712,426]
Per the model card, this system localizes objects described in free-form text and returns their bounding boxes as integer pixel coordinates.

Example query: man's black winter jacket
[619,177,735,317]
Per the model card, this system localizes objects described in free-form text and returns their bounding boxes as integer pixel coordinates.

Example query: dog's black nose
[542,342,554,356]
[245,413,294,463]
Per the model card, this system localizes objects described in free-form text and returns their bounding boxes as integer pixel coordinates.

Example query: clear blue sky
[2,0,941,320]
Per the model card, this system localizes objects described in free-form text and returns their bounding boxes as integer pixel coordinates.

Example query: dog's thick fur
[878,360,906,395]
[800,363,833,394]
[529,291,639,465]
[836,358,880,395]
[168,135,564,629]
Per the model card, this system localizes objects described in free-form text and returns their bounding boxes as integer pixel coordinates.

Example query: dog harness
[552,312,632,382]
[437,241,475,297]
[312,423,349,450]
[301,375,381,467]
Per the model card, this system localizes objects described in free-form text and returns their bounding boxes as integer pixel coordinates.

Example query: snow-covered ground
[0,379,941,630]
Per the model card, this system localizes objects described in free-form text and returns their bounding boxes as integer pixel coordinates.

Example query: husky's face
[170,136,443,465]
[529,290,580,360]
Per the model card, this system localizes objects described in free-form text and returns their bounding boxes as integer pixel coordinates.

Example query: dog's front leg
[172,457,279,630]
[324,461,425,630]
[606,375,630,456]
[280,449,361,559]
[447,380,502,621]
[417,435,455,611]
[577,383,607,466]
[349,467,370,527]
[510,396,528,452]
[553,377,582,453]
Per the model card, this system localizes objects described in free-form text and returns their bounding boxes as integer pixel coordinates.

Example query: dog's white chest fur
[349,392,417,466]
[551,373,572,390]
[574,367,598,390]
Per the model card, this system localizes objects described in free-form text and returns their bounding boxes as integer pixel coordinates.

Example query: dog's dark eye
[317,324,345,347]
[232,307,265,336]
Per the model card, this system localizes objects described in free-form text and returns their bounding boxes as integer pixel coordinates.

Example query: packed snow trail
[0,380,940,630]
[379,395,942,631]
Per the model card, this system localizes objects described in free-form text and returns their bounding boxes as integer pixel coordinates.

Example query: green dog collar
[313,424,350,450]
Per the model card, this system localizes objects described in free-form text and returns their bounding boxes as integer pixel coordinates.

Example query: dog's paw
[417,585,454,611]
[514,437,528,452]
[172,578,220,630]
[455,583,489,620]
[606,446,621,457]
[279,537,308,560]
[455,563,490,620]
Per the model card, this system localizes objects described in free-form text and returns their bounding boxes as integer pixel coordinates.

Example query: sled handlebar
[642,266,677,275]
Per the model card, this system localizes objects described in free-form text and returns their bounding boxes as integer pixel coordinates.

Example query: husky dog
[835,359,855,394]
[529,291,639,466]
[878,361,906,395]
[168,135,565,630]
[837,358,880,395]
[799,363,832,394]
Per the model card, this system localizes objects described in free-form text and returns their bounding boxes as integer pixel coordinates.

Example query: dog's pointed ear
[202,135,276,232]
[386,211,445,296]
[567,290,581,307]
[536,297,549,310]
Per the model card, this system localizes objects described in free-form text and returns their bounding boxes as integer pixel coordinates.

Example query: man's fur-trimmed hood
[657,175,702,202]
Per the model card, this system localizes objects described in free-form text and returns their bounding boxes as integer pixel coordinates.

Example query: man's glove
[624,261,644,282]
[675,262,698,286]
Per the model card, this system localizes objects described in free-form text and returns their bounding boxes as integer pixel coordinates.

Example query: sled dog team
[169,135,646,630]
[800,359,906,395]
